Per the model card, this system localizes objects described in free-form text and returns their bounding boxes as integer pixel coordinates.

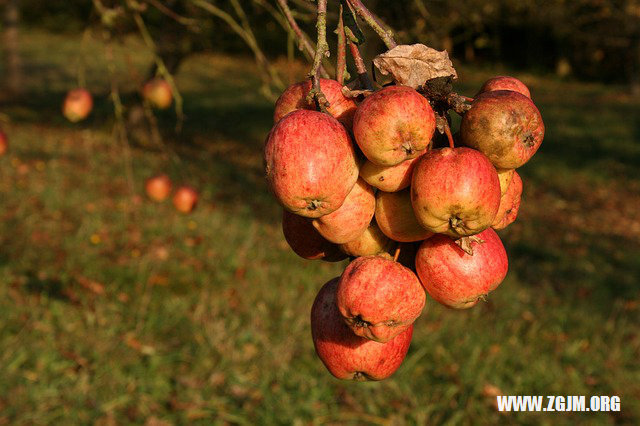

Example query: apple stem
[345,0,397,50]
[335,3,347,85]
[393,244,401,262]
[307,0,330,113]
[444,119,455,149]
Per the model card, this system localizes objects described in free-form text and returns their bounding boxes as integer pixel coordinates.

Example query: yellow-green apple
[375,189,433,242]
[492,171,523,230]
[0,130,7,156]
[415,228,508,309]
[360,153,424,192]
[460,91,544,169]
[63,88,93,123]
[353,85,435,166]
[336,256,425,343]
[411,147,501,237]
[311,277,413,380]
[497,168,515,196]
[478,76,531,99]
[145,174,172,202]
[283,210,347,262]
[312,178,375,244]
[273,78,357,128]
[172,186,198,213]
[142,78,173,109]
[264,109,359,218]
[339,222,392,257]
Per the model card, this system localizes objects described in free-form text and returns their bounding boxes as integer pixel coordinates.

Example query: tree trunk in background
[3,0,22,95]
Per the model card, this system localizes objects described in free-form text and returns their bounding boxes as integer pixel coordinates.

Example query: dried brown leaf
[373,44,457,89]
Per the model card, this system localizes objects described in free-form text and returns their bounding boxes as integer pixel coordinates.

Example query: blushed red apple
[311,277,413,380]
[273,78,357,128]
[173,186,198,213]
[336,256,425,343]
[478,76,531,99]
[376,188,433,242]
[264,109,359,218]
[353,85,436,166]
[282,210,346,262]
[312,178,375,244]
[415,228,508,309]
[360,154,424,192]
[460,90,544,169]
[492,171,523,230]
[411,147,501,237]
[143,78,173,109]
[145,174,172,202]
[63,88,93,123]
[339,222,392,257]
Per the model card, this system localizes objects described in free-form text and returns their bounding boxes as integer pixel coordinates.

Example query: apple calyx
[352,371,370,381]
[455,235,486,255]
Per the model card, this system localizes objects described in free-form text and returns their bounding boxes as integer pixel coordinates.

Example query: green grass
[1,30,639,424]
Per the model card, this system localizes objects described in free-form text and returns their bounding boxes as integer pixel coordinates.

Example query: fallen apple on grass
[63,88,93,123]
[145,174,172,202]
[142,78,173,110]
[172,186,199,214]
[0,130,8,156]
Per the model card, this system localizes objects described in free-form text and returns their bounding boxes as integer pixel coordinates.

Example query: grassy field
[0,31,639,425]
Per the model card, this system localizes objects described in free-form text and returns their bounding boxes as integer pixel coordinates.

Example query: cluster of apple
[62,78,173,123]
[265,75,544,381]
[145,174,199,214]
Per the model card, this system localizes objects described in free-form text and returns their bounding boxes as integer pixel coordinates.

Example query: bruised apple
[415,228,508,309]
[492,171,523,230]
[273,78,357,128]
[360,154,424,192]
[311,278,413,380]
[336,256,425,343]
[339,222,393,257]
[376,188,433,242]
[353,85,435,166]
[312,178,375,244]
[145,174,172,202]
[497,168,515,196]
[142,78,173,109]
[477,76,531,99]
[282,211,346,261]
[264,110,359,218]
[63,88,93,122]
[460,90,544,169]
[411,147,501,237]
[172,186,198,213]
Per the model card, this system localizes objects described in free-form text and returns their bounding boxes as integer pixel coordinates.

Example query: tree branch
[336,3,346,85]
[308,0,330,112]
[346,0,396,50]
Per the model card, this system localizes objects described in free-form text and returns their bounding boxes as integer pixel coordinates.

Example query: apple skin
[264,109,359,218]
[336,256,425,343]
[497,168,515,196]
[360,154,424,192]
[273,79,357,128]
[142,78,173,109]
[339,222,393,257]
[312,178,375,244]
[415,228,508,309]
[375,188,434,242]
[63,88,93,123]
[353,85,436,166]
[145,174,172,202]
[172,186,199,213]
[492,171,523,230]
[0,130,8,156]
[411,147,501,237]
[282,210,347,262]
[311,277,413,381]
[460,90,545,169]
[478,76,531,99]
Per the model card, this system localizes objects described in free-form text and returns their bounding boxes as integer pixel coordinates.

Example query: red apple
[311,277,413,380]
[492,171,523,230]
[264,109,359,218]
[336,256,425,342]
[460,90,545,169]
[339,222,393,257]
[312,178,375,244]
[145,174,172,202]
[415,228,508,309]
[478,76,531,99]
[63,88,93,123]
[172,186,198,213]
[142,78,173,109]
[282,210,346,262]
[0,130,8,156]
[497,168,515,196]
[376,189,433,242]
[273,78,357,128]
[411,147,501,237]
[353,85,436,166]
[360,154,424,192]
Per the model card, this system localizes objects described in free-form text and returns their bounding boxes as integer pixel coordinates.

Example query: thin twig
[347,37,373,90]
[308,0,330,112]
[145,0,199,26]
[346,0,396,50]
[393,244,401,262]
[336,3,346,85]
